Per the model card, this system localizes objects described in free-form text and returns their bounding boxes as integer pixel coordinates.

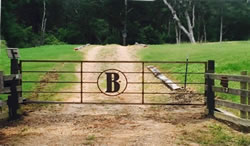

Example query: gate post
[7,48,20,119]
[206,60,215,116]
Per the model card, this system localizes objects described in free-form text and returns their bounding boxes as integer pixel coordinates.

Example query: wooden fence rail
[215,99,250,112]
[212,86,249,96]
[0,72,22,94]
[206,71,250,127]
[206,73,250,83]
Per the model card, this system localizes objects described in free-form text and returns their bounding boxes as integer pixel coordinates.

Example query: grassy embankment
[179,122,250,145]
[138,41,250,103]
[139,41,250,145]
[0,44,83,101]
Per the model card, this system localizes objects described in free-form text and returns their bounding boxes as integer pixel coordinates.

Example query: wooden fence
[0,72,22,94]
[0,71,22,116]
[206,71,250,127]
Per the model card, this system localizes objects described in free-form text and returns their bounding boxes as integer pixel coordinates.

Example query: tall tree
[2,0,250,47]
[219,2,224,42]
[40,0,47,45]
[162,0,196,43]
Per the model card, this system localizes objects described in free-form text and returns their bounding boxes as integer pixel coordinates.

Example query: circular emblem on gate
[97,69,128,96]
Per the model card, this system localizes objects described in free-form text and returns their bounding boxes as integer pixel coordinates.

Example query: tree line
[1,0,250,47]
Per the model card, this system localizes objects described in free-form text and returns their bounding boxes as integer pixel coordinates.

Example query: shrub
[138,25,163,44]
[44,34,65,45]
[0,40,7,48]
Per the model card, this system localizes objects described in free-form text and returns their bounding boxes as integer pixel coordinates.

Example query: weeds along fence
[206,71,250,127]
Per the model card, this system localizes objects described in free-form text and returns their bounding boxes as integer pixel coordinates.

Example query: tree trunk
[188,33,196,43]
[184,7,196,43]
[175,24,179,44]
[219,15,223,42]
[40,0,47,45]
[203,21,207,42]
[178,26,181,43]
[168,20,171,35]
[197,22,200,42]
[162,0,196,43]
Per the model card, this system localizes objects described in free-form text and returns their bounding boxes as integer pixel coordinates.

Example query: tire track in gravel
[63,45,179,145]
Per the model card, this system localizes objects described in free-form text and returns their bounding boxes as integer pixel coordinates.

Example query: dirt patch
[169,88,204,104]
[30,71,59,99]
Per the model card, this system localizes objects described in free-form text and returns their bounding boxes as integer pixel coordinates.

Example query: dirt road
[0,45,207,145]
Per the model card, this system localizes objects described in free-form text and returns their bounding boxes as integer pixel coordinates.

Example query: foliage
[138,25,164,44]
[1,0,250,47]
[0,40,10,74]
[44,33,65,45]
[90,19,109,44]
[0,40,7,48]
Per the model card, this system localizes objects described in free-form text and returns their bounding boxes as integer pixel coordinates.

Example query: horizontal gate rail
[21,81,205,85]
[21,91,204,95]
[21,60,207,64]
[21,71,205,75]
[127,82,205,84]
[22,100,205,106]
[23,81,81,83]
[22,91,81,93]
[22,71,81,73]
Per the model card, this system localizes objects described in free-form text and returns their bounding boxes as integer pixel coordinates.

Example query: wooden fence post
[207,60,215,116]
[7,59,20,119]
[240,71,247,119]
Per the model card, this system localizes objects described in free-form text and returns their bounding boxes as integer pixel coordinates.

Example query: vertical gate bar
[204,62,208,97]
[184,58,189,89]
[80,62,83,103]
[19,60,22,98]
[142,62,144,104]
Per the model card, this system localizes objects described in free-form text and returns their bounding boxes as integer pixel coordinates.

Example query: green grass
[180,123,250,145]
[0,44,83,101]
[138,41,250,103]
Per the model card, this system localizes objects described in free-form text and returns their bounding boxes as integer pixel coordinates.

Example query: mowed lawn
[138,41,250,102]
[0,45,83,100]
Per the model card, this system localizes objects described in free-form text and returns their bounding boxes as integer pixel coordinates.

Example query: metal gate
[19,60,207,105]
